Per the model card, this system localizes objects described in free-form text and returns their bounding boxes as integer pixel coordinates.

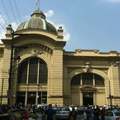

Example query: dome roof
[16,9,57,35]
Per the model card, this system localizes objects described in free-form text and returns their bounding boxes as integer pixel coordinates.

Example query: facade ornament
[31,49,44,56]
[57,26,64,39]
[83,62,91,73]
[111,61,120,67]
[5,24,14,38]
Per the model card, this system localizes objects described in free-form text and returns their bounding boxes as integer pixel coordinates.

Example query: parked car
[0,113,9,120]
[55,107,70,120]
[105,110,120,120]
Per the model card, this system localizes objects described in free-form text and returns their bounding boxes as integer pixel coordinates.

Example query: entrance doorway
[83,92,93,106]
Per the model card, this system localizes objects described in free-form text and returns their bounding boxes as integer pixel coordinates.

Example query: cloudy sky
[0,0,120,51]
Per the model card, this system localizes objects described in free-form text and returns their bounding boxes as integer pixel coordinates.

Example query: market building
[0,8,120,106]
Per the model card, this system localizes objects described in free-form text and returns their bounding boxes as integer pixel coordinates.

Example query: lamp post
[6,24,14,105]
[6,24,21,105]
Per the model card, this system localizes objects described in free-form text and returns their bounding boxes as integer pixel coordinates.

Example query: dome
[16,9,57,35]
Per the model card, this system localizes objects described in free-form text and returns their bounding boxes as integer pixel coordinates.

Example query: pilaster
[108,62,120,105]
[1,24,14,105]
[1,45,12,104]
[48,49,64,105]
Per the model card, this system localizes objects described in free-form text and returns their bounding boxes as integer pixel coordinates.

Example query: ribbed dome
[16,9,57,35]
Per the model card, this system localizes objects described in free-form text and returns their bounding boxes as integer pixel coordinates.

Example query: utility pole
[109,80,113,107]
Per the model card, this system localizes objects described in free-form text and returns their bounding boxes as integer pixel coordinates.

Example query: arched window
[82,73,93,85]
[94,74,104,87]
[18,61,27,83]
[39,60,47,83]
[29,58,38,83]
[71,73,104,87]
[71,74,81,85]
[18,57,48,84]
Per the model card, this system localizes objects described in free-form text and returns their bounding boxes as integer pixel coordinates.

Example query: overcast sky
[0,0,120,52]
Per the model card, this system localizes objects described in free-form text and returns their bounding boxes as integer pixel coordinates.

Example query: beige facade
[0,9,120,106]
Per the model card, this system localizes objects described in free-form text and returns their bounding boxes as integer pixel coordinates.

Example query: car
[0,113,9,120]
[105,110,120,120]
[55,107,70,120]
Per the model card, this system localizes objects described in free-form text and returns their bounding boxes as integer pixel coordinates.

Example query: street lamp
[5,24,21,105]
[5,24,14,105]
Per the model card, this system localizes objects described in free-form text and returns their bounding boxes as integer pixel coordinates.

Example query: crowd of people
[0,103,119,120]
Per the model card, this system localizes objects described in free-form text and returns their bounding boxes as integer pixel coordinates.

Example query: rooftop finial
[35,0,40,10]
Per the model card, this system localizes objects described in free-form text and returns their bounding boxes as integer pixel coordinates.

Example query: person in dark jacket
[100,107,105,120]
[68,108,77,120]
[94,106,100,120]
[46,104,55,120]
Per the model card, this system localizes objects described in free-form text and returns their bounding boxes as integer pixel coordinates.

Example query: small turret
[5,24,14,38]
[57,26,64,39]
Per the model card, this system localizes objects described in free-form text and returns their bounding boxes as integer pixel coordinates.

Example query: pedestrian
[83,110,87,120]
[86,107,92,120]
[93,106,100,120]
[45,104,56,120]
[23,110,29,120]
[68,108,77,120]
[100,107,105,120]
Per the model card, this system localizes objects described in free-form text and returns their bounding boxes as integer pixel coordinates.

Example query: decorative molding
[14,44,53,56]
[111,61,120,67]
[31,49,44,56]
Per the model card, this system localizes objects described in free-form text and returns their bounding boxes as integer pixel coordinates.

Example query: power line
[1,0,11,24]
[0,12,7,38]
[14,0,22,21]
[0,15,5,30]
[0,15,6,39]
[8,0,19,24]
[0,26,6,40]
[0,23,5,30]
[11,0,22,23]
[0,12,8,27]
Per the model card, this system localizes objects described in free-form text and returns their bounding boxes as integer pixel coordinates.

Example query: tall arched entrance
[71,73,105,106]
[16,57,48,105]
